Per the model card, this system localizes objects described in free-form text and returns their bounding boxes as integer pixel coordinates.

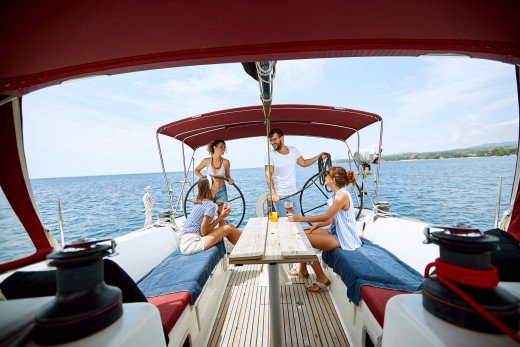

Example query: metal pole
[343,141,352,171]
[374,119,383,202]
[156,133,174,211]
[494,176,503,228]
[175,146,196,215]
[57,197,65,249]
[345,141,359,172]
[268,264,282,347]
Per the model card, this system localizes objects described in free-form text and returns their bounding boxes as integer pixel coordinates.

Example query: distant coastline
[335,141,517,163]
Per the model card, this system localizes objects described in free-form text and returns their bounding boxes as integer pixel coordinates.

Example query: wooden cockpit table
[229,217,317,347]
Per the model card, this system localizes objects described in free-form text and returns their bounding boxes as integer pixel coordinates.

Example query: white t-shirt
[264,146,301,196]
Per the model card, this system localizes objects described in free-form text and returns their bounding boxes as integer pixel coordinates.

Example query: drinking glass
[284,201,293,214]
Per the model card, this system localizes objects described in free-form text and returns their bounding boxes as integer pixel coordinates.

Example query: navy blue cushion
[322,239,422,305]
[138,241,225,304]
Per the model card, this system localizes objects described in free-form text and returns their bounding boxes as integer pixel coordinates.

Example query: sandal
[306,280,331,293]
[287,268,309,278]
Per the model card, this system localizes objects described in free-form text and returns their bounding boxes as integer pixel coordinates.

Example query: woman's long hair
[207,139,226,155]
[327,166,356,188]
[195,176,214,203]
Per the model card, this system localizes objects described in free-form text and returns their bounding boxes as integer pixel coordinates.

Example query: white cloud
[381,58,517,153]
[22,57,518,177]
[159,65,249,94]
[276,59,326,93]
[395,60,511,121]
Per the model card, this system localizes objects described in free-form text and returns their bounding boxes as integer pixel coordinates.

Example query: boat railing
[171,178,195,216]
[44,197,65,250]
[494,176,503,228]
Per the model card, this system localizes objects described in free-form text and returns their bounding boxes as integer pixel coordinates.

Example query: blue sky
[22,57,518,178]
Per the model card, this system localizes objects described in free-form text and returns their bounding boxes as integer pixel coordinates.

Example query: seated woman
[194,139,234,204]
[288,166,361,292]
[180,175,241,256]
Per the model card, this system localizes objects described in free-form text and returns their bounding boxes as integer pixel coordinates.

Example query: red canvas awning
[1,1,519,96]
[157,105,381,150]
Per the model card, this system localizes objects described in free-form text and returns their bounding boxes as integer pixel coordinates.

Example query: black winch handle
[423,225,482,244]
[64,238,118,256]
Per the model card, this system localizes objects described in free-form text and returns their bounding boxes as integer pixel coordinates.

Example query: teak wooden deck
[208,264,350,347]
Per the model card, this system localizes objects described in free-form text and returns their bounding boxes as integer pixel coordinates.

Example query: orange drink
[269,211,278,222]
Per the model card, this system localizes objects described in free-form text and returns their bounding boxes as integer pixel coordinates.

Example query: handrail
[156,133,174,212]
[494,176,503,228]
[57,197,65,249]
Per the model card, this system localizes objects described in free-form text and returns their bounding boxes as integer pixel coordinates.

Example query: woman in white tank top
[194,139,234,203]
[288,166,361,292]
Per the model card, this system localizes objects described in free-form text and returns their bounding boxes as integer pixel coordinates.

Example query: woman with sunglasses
[287,166,361,292]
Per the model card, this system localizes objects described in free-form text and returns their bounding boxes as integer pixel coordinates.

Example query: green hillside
[383,143,517,161]
[335,142,517,162]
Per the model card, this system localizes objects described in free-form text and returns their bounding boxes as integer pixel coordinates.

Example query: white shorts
[180,233,206,255]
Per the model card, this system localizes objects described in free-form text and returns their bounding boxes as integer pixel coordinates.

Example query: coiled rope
[424,259,520,344]
[318,153,333,192]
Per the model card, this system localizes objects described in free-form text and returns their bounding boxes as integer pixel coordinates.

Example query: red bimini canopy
[157,105,381,150]
[1,1,520,96]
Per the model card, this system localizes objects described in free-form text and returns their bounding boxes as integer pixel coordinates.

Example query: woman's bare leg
[203,224,241,250]
[306,231,339,291]
[297,228,338,276]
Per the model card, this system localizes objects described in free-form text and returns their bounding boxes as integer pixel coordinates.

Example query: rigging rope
[318,153,333,192]
[254,62,333,212]
[143,186,154,228]
[425,259,520,344]
[256,61,276,214]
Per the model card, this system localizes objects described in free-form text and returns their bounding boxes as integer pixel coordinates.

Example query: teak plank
[229,217,318,265]
[288,285,304,346]
[208,265,350,347]
[278,219,316,260]
[229,217,268,263]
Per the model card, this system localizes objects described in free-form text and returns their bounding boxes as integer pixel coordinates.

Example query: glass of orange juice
[269,211,278,222]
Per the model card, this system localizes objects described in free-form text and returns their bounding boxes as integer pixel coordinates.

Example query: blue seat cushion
[322,239,422,305]
[138,241,225,304]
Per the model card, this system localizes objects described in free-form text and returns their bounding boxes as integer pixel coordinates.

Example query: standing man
[265,128,326,217]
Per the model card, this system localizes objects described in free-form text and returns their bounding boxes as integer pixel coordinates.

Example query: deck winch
[422,226,519,336]
[32,240,122,345]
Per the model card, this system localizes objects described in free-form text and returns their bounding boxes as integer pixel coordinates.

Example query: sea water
[0,156,515,262]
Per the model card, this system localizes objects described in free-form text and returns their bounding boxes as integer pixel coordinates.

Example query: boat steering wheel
[299,172,365,225]
[183,177,246,228]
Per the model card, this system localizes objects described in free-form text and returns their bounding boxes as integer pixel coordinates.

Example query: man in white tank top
[265,128,326,217]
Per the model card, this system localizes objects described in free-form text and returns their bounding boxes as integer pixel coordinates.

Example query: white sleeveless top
[333,188,362,251]
[207,157,225,176]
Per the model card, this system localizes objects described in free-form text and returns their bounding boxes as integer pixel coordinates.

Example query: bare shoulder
[335,190,350,201]
[195,157,209,169]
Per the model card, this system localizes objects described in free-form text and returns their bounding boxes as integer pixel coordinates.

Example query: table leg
[268,264,282,347]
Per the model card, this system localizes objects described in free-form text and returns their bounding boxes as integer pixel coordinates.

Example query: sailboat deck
[208,264,350,347]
